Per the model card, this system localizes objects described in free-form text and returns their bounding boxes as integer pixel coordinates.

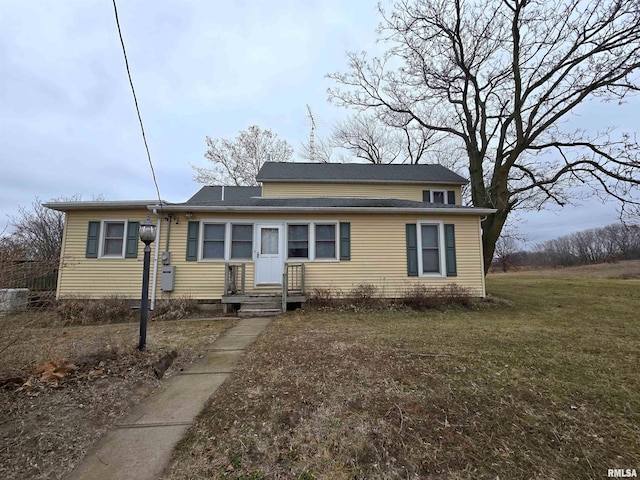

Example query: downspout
[150,213,161,310]
[479,216,487,298]
[164,215,172,301]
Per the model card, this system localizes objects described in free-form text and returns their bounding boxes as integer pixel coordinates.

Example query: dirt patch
[0,316,235,480]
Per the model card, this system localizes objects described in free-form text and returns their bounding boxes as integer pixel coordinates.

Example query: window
[231,224,253,259]
[288,224,309,258]
[261,228,279,254]
[407,222,455,277]
[423,190,456,205]
[315,224,336,259]
[202,223,225,259]
[432,191,445,204]
[420,224,440,273]
[102,221,125,257]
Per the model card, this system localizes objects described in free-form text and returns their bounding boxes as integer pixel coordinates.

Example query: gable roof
[256,162,467,185]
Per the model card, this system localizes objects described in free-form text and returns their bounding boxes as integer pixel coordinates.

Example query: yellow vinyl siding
[58,209,154,299]
[58,210,485,300]
[300,213,484,297]
[262,182,462,204]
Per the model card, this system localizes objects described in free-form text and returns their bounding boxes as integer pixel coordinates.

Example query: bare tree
[326,113,442,164]
[9,197,67,261]
[328,0,640,272]
[194,125,294,186]
[494,227,527,272]
[298,135,338,163]
[330,114,403,164]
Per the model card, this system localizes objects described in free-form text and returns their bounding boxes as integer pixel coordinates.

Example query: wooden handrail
[224,263,245,295]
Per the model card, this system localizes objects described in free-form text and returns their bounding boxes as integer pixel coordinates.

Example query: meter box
[161,266,175,291]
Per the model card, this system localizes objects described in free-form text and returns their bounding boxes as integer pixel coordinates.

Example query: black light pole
[138,215,156,351]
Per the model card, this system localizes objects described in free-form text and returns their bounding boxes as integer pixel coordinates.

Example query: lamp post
[138,215,156,351]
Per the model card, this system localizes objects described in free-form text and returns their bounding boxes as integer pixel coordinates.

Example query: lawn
[163,273,640,479]
[0,312,235,480]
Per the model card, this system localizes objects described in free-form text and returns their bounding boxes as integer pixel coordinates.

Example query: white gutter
[150,216,161,310]
[43,200,161,211]
[151,205,498,216]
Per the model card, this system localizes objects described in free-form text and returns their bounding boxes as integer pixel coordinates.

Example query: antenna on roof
[306,104,316,162]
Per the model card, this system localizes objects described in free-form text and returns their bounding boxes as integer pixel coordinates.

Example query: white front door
[255,224,283,287]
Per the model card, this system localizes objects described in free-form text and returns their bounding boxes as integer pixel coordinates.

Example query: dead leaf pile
[33,360,78,383]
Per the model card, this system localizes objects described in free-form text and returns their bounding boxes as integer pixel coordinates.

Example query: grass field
[163,271,640,479]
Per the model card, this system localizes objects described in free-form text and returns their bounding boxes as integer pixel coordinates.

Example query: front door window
[261,228,279,255]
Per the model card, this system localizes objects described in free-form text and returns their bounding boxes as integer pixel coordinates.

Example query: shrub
[348,283,381,308]
[151,297,200,321]
[56,296,134,325]
[308,288,337,308]
[400,283,472,311]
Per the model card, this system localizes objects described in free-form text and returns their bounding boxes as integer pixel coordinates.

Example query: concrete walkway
[66,316,273,480]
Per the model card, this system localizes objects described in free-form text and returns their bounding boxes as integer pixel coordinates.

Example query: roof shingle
[256,162,467,184]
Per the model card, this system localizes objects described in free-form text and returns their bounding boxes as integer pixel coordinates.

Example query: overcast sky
[1,1,637,245]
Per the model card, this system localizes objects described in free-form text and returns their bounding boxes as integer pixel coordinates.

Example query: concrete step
[238,308,282,318]
[240,301,280,309]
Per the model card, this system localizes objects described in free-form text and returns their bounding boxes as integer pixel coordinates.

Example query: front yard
[0,314,235,480]
[163,274,640,479]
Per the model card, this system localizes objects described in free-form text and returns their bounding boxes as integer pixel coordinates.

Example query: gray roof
[170,193,496,215]
[186,186,261,204]
[256,162,467,185]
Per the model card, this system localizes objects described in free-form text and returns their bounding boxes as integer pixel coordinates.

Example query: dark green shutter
[339,222,351,260]
[125,221,140,258]
[447,190,456,205]
[406,224,418,276]
[422,190,431,202]
[444,224,457,277]
[86,221,100,258]
[186,221,199,261]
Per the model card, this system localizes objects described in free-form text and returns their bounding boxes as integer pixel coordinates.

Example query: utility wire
[111,0,163,209]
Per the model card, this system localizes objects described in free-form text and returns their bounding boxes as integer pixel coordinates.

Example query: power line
[111,0,163,209]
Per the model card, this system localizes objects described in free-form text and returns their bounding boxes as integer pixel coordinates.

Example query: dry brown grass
[164,274,640,479]
[492,258,640,279]
[0,314,235,480]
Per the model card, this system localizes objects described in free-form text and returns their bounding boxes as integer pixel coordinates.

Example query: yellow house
[45,162,496,311]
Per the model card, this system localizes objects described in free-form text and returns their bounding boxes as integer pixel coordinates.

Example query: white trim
[229,223,254,261]
[98,219,128,259]
[198,221,226,262]
[313,222,339,261]
[150,217,161,310]
[416,220,447,278]
[285,221,340,262]
[159,205,497,215]
[254,223,284,288]
[479,217,487,297]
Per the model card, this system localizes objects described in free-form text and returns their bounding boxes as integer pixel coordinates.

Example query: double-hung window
[102,221,126,257]
[202,224,225,259]
[420,224,440,274]
[231,224,253,259]
[315,224,336,259]
[415,222,448,276]
[287,224,309,259]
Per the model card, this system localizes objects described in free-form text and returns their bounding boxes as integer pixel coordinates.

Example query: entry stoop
[237,296,282,318]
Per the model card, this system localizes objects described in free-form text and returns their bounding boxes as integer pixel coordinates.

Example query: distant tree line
[492,223,640,271]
